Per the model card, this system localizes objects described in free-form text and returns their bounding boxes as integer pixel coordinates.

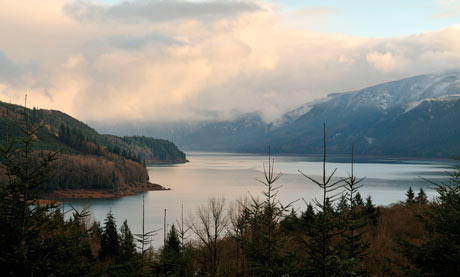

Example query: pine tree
[354,192,364,207]
[165,224,181,253]
[405,187,415,204]
[119,219,136,261]
[240,146,294,276]
[365,196,379,227]
[299,203,315,231]
[99,210,120,260]
[400,168,460,275]
[340,145,369,274]
[280,208,299,232]
[415,188,428,204]
[298,124,346,276]
[0,99,93,275]
[155,225,184,276]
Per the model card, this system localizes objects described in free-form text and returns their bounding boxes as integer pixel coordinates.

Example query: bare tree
[190,197,228,276]
[176,204,192,249]
[228,197,251,274]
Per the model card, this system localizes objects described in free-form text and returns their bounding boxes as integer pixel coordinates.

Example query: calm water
[64,152,458,248]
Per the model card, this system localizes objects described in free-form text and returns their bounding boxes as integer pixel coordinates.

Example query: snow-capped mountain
[309,72,459,114]
[93,72,460,158]
[262,72,460,157]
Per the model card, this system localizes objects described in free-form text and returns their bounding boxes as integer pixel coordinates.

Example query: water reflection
[64,152,458,248]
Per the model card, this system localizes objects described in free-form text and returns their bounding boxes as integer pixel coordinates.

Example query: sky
[0,0,459,123]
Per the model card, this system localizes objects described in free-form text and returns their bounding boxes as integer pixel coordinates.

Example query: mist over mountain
[92,72,460,158]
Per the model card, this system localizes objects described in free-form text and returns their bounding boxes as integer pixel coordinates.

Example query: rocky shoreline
[41,182,170,200]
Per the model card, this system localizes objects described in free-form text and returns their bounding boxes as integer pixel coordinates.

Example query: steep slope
[0,101,187,164]
[0,101,186,196]
[103,135,187,164]
[265,72,460,157]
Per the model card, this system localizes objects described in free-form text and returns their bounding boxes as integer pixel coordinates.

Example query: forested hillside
[0,101,186,194]
[104,135,186,164]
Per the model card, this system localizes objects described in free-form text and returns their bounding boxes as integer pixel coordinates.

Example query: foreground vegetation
[1,114,459,276]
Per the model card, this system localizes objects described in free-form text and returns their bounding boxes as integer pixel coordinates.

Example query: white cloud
[433,0,460,19]
[366,51,407,73]
[0,1,459,123]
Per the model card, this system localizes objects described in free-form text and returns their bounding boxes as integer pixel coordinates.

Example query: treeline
[41,152,148,190]
[1,101,187,165]
[107,144,144,165]
[58,123,104,156]
[122,136,186,162]
[104,135,187,165]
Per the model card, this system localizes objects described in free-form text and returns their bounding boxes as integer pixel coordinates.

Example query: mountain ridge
[91,72,460,158]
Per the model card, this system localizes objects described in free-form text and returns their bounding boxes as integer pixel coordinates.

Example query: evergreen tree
[240,146,293,276]
[0,101,94,276]
[99,210,120,260]
[155,225,184,276]
[135,195,160,275]
[119,219,136,261]
[400,168,460,275]
[299,203,315,231]
[166,225,181,253]
[113,146,119,155]
[365,196,379,227]
[340,145,369,275]
[415,188,428,204]
[354,192,364,207]
[280,208,299,232]
[406,187,415,204]
[298,124,346,276]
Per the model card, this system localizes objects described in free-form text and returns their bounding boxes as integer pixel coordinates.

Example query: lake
[64,152,458,248]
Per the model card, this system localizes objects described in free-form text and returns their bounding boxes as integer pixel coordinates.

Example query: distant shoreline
[183,151,459,164]
[147,159,189,165]
[41,181,170,200]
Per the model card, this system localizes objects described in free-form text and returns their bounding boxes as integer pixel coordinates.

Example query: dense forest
[104,135,187,165]
[1,120,460,276]
[0,101,187,165]
[0,101,186,193]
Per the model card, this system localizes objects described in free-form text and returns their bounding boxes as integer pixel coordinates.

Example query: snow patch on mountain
[285,72,460,120]
[271,95,333,127]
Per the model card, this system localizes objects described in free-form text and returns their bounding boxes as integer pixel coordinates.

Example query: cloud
[433,0,460,19]
[64,0,263,22]
[0,52,28,84]
[295,6,336,18]
[0,1,459,123]
[91,32,183,50]
[366,51,407,73]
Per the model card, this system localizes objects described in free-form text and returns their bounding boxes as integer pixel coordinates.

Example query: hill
[0,101,186,197]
